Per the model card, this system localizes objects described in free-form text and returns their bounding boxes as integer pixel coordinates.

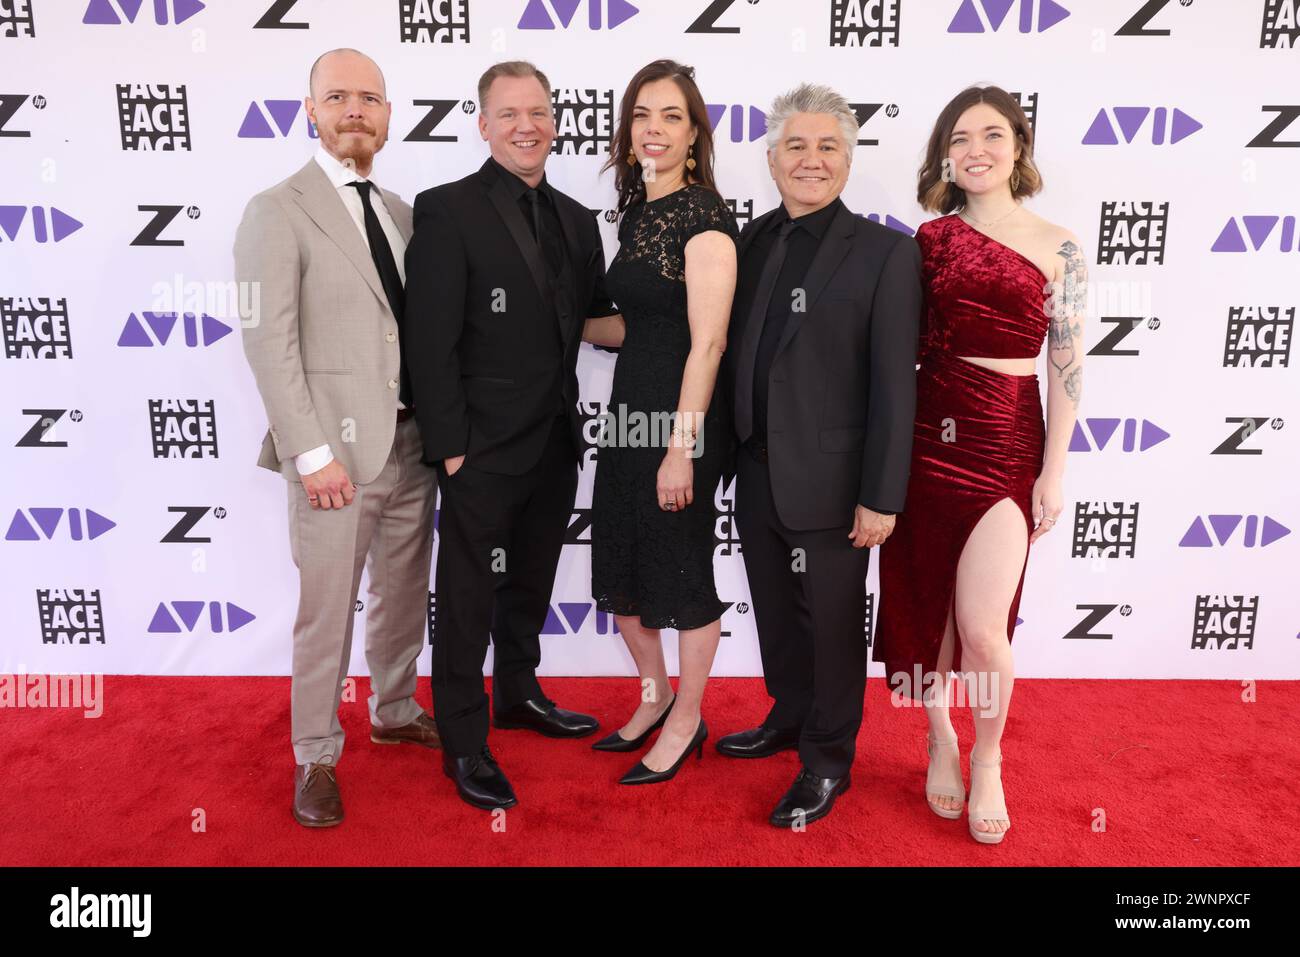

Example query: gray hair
[765,83,858,160]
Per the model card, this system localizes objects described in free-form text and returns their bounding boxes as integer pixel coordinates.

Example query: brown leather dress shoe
[370,711,442,749]
[293,762,343,828]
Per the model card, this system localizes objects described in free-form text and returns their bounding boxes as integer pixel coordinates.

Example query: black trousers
[431,415,578,756]
[734,445,870,778]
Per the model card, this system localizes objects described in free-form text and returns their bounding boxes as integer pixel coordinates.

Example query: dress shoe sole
[369,730,442,749]
[450,787,518,812]
[716,741,799,759]
[769,779,851,829]
[492,718,599,738]
[292,807,343,828]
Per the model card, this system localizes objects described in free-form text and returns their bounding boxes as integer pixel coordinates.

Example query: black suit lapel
[774,204,855,357]
[484,173,552,307]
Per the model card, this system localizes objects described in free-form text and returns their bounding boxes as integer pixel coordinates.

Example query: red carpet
[2,677,1296,866]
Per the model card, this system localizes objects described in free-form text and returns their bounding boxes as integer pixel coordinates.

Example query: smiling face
[304,50,391,174]
[767,112,850,218]
[479,74,555,187]
[630,77,696,185]
[947,101,1020,200]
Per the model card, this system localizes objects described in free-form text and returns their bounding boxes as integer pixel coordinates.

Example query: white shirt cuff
[294,444,334,475]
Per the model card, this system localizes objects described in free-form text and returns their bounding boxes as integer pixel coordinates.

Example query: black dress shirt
[737,197,896,516]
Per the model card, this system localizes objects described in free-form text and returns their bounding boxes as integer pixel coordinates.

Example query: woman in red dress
[874,86,1086,844]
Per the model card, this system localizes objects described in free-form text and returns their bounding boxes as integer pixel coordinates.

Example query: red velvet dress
[873,215,1049,699]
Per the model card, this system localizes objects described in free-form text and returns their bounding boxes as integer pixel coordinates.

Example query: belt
[396,406,415,423]
[743,435,769,463]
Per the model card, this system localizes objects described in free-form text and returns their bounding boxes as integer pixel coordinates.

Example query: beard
[322,124,385,169]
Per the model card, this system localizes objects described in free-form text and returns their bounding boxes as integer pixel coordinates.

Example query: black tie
[525,187,564,278]
[348,180,411,407]
[735,219,796,443]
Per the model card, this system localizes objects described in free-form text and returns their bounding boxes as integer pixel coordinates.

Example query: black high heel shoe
[618,719,707,785]
[591,695,676,752]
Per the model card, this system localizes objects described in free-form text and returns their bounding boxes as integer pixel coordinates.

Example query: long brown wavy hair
[917,85,1042,214]
[601,59,719,216]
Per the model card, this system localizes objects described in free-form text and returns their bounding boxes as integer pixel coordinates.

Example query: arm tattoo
[1048,240,1086,408]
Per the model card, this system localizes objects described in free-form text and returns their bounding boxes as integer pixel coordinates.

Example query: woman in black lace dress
[583,60,738,784]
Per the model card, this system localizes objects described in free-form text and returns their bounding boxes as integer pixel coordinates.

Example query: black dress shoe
[769,768,851,828]
[619,719,707,785]
[442,746,518,811]
[493,698,599,738]
[592,695,676,752]
[715,725,800,758]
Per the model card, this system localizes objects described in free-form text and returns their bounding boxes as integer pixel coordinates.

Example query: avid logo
[148,600,255,634]
[1062,603,1129,641]
[848,102,899,147]
[1246,106,1300,148]
[117,83,189,151]
[16,408,81,448]
[864,593,876,646]
[404,99,473,143]
[519,0,637,30]
[148,398,218,458]
[2,296,71,358]
[1071,502,1139,558]
[1,0,35,37]
[542,602,621,636]
[1211,215,1300,253]
[725,197,755,230]
[131,204,199,247]
[162,505,225,543]
[400,0,470,42]
[708,103,765,144]
[1209,415,1283,456]
[862,213,915,235]
[1082,106,1201,146]
[1115,0,1188,36]
[551,89,612,154]
[949,0,1070,33]
[1179,514,1290,548]
[254,0,307,28]
[0,205,83,243]
[1224,305,1292,367]
[118,311,233,348]
[1261,0,1300,48]
[1192,596,1258,650]
[83,0,204,25]
[1090,315,1158,358]
[237,99,317,139]
[1098,201,1167,264]
[0,92,46,138]
[829,0,900,46]
[37,588,105,644]
[1068,417,1169,453]
[1008,90,1037,136]
[7,508,115,541]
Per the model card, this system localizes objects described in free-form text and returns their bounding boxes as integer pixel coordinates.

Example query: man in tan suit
[235,48,439,829]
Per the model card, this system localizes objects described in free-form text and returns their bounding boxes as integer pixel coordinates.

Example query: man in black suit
[404,61,619,810]
[717,84,922,827]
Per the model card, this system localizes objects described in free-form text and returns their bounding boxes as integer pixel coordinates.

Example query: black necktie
[735,219,796,443]
[525,187,564,278]
[348,180,410,407]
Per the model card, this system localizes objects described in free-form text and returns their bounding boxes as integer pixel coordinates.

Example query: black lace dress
[591,183,739,630]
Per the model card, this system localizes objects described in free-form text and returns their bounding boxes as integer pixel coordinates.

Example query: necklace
[960,203,1021,229]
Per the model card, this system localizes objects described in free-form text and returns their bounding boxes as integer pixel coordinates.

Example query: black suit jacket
[720,201,922,530]
[404,159,613,475]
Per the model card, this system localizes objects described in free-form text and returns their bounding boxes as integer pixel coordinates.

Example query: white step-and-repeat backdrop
[3,0,1297,681]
